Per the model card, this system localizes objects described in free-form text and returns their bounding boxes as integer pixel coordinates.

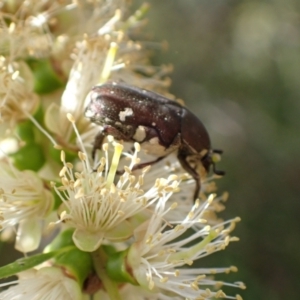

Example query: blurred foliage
[132,0,300,299]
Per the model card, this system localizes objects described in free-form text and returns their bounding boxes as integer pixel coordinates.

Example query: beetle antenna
[211,149,225,176]
[213,149,223,154]
[212,163,225,176]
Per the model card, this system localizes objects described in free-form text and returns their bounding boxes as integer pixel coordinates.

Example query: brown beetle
[85,82,224,200]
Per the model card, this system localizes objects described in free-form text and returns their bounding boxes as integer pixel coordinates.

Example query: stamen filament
[99,42,118,84]
[106,143,123,188]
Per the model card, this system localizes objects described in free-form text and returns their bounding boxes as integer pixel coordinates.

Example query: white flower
[52,117,181,252]
[45,3,172,153]
[86,283,160,300]
[44,35,119,153]
[135,152,227,229]
[0,59,39,131]
[0,267,82,300]
[0,5,52,60]
[127,194,245,300]
[0,160,54,252]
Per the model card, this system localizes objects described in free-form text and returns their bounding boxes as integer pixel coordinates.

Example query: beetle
[85,81,224,200]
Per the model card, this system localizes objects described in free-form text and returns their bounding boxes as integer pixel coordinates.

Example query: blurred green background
[132,0,300,299]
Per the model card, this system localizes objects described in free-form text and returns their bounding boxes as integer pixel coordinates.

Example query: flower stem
[92,248,121,300]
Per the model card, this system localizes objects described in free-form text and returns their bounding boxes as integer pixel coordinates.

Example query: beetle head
[202,149,225,177]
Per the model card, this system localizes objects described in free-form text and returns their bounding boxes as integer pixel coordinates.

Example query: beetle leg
[92,131,106,160]
[127,128,180,172]
[177,151,201,201]
[132,156,166,171]
[92,125,135,159]
[116,155,166,176]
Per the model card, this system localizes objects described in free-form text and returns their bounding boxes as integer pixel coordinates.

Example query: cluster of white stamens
[51,115,181,252]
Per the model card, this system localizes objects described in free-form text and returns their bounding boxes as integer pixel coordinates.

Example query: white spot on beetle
[142,138,167,156]
[149,137,159,145]
[84,91,98,108]
[133,126,146,142]
[119,107,133,121]
[85,108,94,118]
[152,122,156,126]
[91,91,98,102]
[142,135,181,157]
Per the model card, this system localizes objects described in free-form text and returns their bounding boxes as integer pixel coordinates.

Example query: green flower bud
[45,229,75,252]
[106,249,137,285]
[55,248,93,287]
[49,147,78,165]
[16,120,35,143]
[28,59,64,94]
[10,143,45,171]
